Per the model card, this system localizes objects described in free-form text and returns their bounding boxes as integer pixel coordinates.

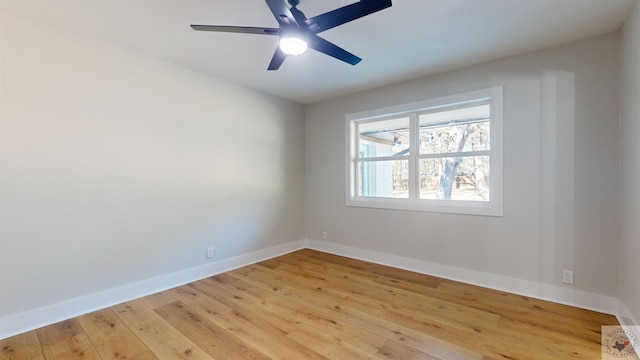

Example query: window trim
[345,86,503,216]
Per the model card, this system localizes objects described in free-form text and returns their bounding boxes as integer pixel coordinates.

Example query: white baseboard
[305,240,620,316]
[0,239,627,341]
[618,301,640,327]
[0,240,306,340]
[617,301,640,355]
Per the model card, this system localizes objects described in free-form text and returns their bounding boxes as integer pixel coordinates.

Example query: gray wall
[0,12,305,317]
[305,34,620,297]
[619,1,640,324]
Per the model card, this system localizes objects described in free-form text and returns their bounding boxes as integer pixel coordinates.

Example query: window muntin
[346,86,503,216]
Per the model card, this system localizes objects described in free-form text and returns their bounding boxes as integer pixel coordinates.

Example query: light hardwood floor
[1,249,620,359]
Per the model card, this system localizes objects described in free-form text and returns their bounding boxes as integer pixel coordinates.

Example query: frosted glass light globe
[279,37,308,55]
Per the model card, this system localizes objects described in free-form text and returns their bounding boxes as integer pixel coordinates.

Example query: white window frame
[345,86,503,216]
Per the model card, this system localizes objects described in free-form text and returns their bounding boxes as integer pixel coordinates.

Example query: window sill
[346,197,503,217]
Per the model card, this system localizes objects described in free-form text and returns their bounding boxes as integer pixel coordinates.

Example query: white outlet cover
[562,270,574,284]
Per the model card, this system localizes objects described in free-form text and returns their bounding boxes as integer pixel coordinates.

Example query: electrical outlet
[562,270,574,284]
[322,231,328,240]
[206,247,214,259]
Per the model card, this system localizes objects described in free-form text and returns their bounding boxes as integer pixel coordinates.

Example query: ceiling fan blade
[265,0,299,27]
[309,35,362,65]
[305,0,392,34]
[268,47,288,70]
[191,25,279,35]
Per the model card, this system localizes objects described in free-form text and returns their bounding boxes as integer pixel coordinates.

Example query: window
[346,86,503,216]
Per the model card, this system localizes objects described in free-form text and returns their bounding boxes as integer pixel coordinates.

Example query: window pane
[358,160,409,198]
[419,105,490,155]
[358,117,410,158]
[419,156,490,201]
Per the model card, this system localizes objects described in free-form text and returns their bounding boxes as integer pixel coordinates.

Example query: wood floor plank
[372,275,441,294]
[127,351,161,360]
[496,316,603,357]
[275,277,483,360]
[208,309,330,360]
[77,308,152,360]
[306,251,443,288]
[155,301,270,360]
[0,332,45,360]
[229,281,390,357]
[257,256,578,359]
[206,273,239,285]
[335,296,547,359]
[221,278,350,335]
[139,291,177,310]
[226,265,291,292]
[328,301,484,360]
[273,261,502,332]
[286,325,384,360]
[434,281,616,325]
[332,284,600,359]
[112,300,213,360]
[230,259,353,300]
[255,257,287,270]
[376,339,442,360]
[36,319,85,347]
[41,334,101,360]
[166,285,233,319]
[1,249,624,359]
[190,279,302,334]
[499,313,604,344]
[35,319,101,360]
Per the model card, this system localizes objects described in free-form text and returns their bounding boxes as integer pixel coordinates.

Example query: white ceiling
[1,0,636,104]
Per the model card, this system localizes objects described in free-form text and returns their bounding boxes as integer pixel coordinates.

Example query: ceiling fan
[191,0,392,70]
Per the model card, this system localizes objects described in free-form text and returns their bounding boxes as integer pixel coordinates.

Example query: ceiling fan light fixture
[279,35,308,56]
